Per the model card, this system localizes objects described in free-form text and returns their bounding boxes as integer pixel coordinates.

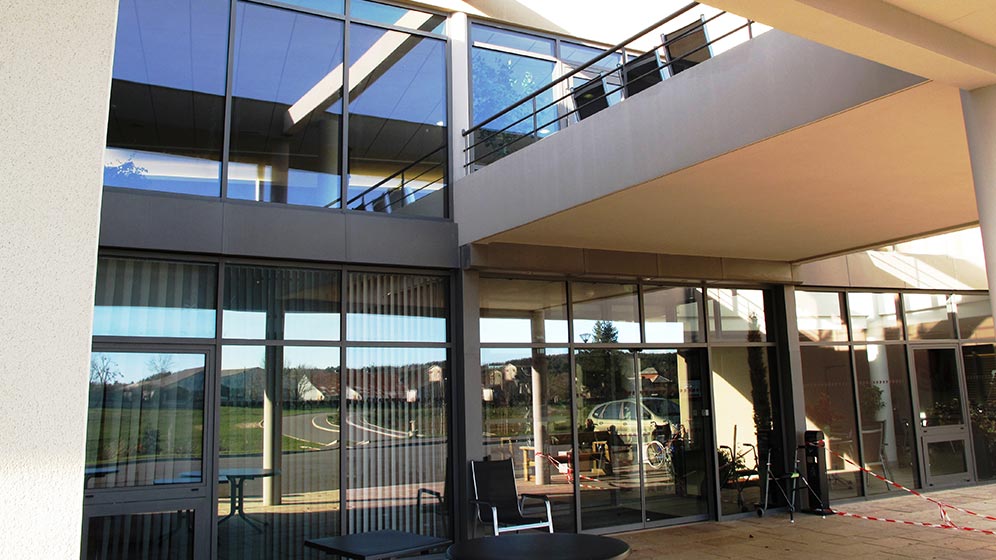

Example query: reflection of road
[345,411,410,441]
[282,413,339,447]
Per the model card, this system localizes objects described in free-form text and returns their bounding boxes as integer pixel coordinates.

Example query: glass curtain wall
[480,278,775,532]
[86,256,451,559]
[798,289,996,498]
[104,0,448,218]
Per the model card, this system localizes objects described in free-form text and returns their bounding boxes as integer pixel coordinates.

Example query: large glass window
[800,345,860,499]
[346,24,447,216]
[93,257,217,338]
[347,272,448,342]
[643,286,703,344]
[707,288,770,342]
[955,294,994,340]
[481,348,575,532]
[85,351,206,488]
[104,0,228,196]
[223,265,341,341]
[964,344,996,481]
[796,291,847,343]
[848,292,901,341]
[480,278,569,343]
[228,3,345,207]
[903,293,957,340]
[572,282,640,344]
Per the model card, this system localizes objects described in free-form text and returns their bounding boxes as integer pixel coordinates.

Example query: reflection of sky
[573,320,641,343]
[644,322,686,344]
[352,0,445,34]
[95,352,205,383]
[481,347,568,366]
[93,306,215,338]
[222,311,341,340]
[472,48,556,132]
[479,318,568,343]
[472,24,554,57]
[346,313,446,343]
[113,0,228,94]
[233,3,344,111]
[349,24,446,125]
[103,148,221,196]
[281,0,344,16]
[222,345,439,370]
[347,347,446,369]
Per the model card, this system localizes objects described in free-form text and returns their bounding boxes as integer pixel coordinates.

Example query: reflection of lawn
[221,405,338,455]
[86,406,202,465]
[482,404,572,437]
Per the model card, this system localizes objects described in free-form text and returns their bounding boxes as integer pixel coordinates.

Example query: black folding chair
[470,459,553,536]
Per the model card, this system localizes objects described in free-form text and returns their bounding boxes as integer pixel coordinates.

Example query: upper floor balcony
[454,3,979,265]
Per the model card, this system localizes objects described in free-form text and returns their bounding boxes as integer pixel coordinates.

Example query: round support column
[962,85,996,320]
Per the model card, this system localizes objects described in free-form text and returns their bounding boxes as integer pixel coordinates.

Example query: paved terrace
[618,484,996,559]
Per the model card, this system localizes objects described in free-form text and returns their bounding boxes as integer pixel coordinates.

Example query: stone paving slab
[617,484,996,558]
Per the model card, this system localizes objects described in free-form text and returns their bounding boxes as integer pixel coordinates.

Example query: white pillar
[447,12,471,181]
[961,85,996,320]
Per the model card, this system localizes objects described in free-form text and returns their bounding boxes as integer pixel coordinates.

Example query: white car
[587,398,679,438]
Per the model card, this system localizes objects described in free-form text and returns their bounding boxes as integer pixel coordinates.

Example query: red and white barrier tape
[535,452,603,489]
[832,510,996,535]
[810,439,996,529]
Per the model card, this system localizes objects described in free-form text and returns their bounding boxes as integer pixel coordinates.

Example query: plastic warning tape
[833,510,996,536]
[809,440,996,525]
[535,452,603,489]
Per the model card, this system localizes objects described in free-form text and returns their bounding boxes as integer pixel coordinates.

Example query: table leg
[234,477,267,531]
[218,478,237,524]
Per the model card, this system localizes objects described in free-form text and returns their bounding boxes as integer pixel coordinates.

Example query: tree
[145,354,174,377]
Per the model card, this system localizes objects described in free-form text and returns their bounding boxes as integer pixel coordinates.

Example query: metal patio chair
[470,459,553,537]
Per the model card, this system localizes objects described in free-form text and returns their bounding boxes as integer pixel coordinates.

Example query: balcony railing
[462,2,754,171]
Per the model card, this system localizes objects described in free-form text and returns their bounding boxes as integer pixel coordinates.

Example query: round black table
[446,533,630,560]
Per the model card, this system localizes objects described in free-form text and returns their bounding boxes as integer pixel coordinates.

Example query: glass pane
[796,291,847,343]
[644,286,703,344]
[85,510,195,559]
[479,278,568,343]
[854,345,917,495]
[470,47,557,165]
[903,293,956,340]
[472,24,554,57]
[955,294,994,340]
[228,3,344,207]
[223,265,341,341]
[707,289,769,342]
[219,346,341,557]
[848,292,901,342]
[481,348,575,532]
[345,348,449,536]
[346,273,448,342]
[346,24,447,216]
[352,0,445,34]
[281,0,344,15]
[711,347,776,514]
[85,352,205,488]
[560,42,622,74]
[104,0,227,196]
[963,344,996,480]
[572,282,640,344]
[912,347,964,427]
[575,349,640,530]
[93,257,217,338]
[641,350,709,520]
[800,346,860,499]
[926,440,968,477]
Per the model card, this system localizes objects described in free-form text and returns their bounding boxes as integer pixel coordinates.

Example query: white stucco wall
[0,1,118,557]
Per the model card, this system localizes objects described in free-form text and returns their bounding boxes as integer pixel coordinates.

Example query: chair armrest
[519,493,551,505]
[417,488,443,504]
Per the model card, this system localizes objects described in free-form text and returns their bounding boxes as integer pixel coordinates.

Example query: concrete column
[457,268,482,540]
[447,12,471,182]
[530,311,549,484]
[263,346,283,506]
[961,85,996,321]
[1,1,117,558]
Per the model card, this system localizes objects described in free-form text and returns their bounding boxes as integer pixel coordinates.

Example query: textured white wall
[0,1,118,557]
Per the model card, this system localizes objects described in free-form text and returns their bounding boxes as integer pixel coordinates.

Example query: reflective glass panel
[955,294,995,340]
[346,24,447,216]
[926,440,968,477]
[280,0,344,15]
[912,347,964,427]
[85,510,196,560]
[707,289,770,342]
[218,345,341,558]
[223,265,341,341]
[854,345,917,494]
[479,278,568,343]
[903,293,956,340]
[572,282,640,344]
[470,47,558,164]
[472,24,554,57]
[796,291,847,343]
[85,352,205,488]
[560,42,622,74]
[104,0,228,196]
[93,257,216,338]
[800,345,860,499]
[963,344,996,481]
[345,347,449,537]
[711,346,776,514]
[643,286,703,344]
[847,292,901,342]
[347,273,448,342]
[481,348,575,532]
[352,0,445,34]
[228,3,344,207]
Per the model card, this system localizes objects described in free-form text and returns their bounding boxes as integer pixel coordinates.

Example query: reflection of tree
[145,354,174,379]
[471,49,544,163]
[90,355,121,385]
[747,313,772,433]
[575,321,627,429]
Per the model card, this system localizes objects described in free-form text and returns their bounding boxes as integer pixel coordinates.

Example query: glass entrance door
[82,348,214,559]
[575,349,710,531]
[910,346,975,487]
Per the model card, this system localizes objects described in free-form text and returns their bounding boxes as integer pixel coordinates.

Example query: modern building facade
[4,0,996,558]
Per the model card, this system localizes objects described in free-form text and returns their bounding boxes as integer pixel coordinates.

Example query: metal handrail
[326,143,446,209]
[462,4,755,170]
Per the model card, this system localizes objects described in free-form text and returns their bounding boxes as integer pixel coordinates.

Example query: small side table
[520,446,536,481]
[305,530,451,560]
